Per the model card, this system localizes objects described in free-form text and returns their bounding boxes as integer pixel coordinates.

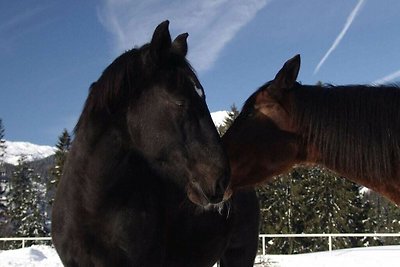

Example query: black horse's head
[77,21,230,207]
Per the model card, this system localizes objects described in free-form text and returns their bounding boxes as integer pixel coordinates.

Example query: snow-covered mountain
[3,141,56,166]
[211,110,229,127]
[1,111,229,166]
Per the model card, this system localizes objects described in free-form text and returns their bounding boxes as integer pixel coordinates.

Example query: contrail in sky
[98,0,270,73]
[314,0,365,74]
[373,69,400,85]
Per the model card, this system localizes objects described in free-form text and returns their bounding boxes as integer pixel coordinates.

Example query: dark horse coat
[52,21,259,267]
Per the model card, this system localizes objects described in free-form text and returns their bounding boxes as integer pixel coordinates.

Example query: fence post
[262,235,266,256]
[328,235,332,252]
[22,239,25,248]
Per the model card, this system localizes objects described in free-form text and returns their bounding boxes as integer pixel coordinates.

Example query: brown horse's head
[222,55,307,191]
[224,54,400,205]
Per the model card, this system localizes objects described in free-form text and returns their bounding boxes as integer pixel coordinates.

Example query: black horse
[52,21,261,267]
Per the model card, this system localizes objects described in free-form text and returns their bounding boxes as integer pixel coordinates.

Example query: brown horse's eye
[244,111,254,118]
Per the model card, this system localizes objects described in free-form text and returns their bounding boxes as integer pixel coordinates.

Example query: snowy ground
[0,245,62,267]
[0,245,399,267]
[257,245,400,267]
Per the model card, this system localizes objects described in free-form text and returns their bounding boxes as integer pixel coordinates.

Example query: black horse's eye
[175,100,185,107]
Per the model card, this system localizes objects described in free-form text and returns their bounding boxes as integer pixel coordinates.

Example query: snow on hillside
[0,245,399,267]
[3,141,56,166]
[211,110,229,127]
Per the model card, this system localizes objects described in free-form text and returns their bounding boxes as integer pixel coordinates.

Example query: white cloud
[97,0,270,72]
[314,0,365,74]
[373,69,400,85]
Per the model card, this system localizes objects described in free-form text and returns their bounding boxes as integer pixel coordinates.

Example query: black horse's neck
[68,121,125,201]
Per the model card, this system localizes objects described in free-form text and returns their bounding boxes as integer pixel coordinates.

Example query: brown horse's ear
[172,33,189,57]
[150,20,172,61]
[268,54,301,99]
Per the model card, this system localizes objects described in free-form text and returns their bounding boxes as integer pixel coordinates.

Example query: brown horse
[223,54,400,204]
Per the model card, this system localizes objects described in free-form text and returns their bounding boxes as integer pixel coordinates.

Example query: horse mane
[74,45,196,133]
[74,48,141,133]
[292,83,400,181]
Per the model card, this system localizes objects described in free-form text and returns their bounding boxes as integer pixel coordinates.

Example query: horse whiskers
[203,200,232,218]
[178,195,232,218]
[223,201,232,218]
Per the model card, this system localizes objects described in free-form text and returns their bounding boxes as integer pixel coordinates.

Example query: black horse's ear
[150,20,172,61]
[171,33,189,57]
[268,54,301,99]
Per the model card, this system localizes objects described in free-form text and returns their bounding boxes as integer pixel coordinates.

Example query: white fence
[1,233,400,254]
[0,237,52,248]
[259,233,400,255]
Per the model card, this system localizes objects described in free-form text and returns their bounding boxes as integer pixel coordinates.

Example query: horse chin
[203,201,232,218]
[187,181,229,208]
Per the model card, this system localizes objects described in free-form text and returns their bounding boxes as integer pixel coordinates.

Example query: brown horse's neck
[294,85,399,179]
[297,139,400,205]
[292,84,400,205]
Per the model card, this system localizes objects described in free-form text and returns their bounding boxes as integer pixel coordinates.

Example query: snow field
[1,245,399,267]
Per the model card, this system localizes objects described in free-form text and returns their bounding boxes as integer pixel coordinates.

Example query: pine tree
[363,191,400,245]
[6,157,48,247]
[48,129,71,206]
[257,174,297,253]
[218,104,239,136]
[0,119,8,238]
[299,167,369,249]
[0,119,5,160]
[258,166,371,253]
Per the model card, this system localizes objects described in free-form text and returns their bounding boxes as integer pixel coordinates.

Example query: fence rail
[1,233,400,253]
[259,233,400,255]
[0,237,52,248]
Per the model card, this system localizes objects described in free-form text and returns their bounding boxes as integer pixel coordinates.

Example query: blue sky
[1,0,400,145]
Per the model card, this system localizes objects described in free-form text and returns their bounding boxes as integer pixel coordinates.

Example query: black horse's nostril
[209,176,230,204]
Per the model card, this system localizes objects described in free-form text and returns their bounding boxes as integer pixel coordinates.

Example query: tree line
[0,119,71,249]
